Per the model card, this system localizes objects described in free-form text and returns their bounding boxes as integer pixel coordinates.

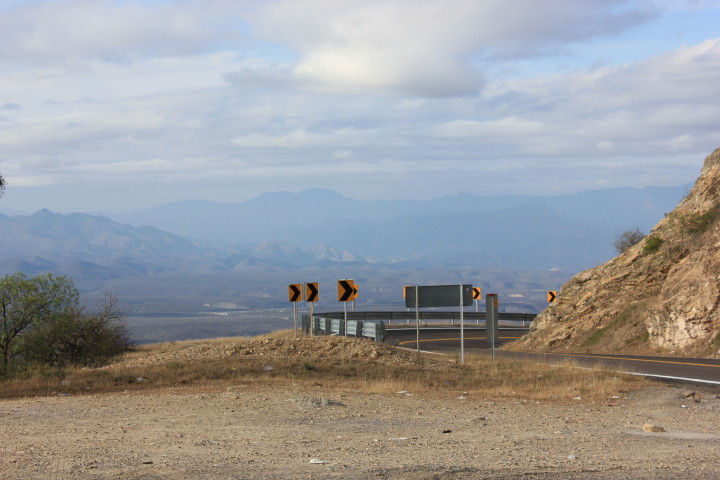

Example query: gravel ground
[1,384,719,479]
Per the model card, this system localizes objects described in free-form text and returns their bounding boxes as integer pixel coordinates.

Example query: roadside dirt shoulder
[1,384,719,479]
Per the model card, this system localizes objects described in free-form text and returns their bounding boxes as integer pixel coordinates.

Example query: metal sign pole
[415,286,420,352]
[486,293,498,362]
[460,284,465,364]
[310,301,315,336]
[343,300,348,336]
[293,301,298,337]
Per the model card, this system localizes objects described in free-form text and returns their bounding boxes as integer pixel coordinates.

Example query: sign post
[415,286,420,352]
[352,283,358,312]
[405,285,473,361]
[338,279,356,333]
[486,293,499,362]
[288,284,303,336]
[472,287,482,318]
[459,285,465,363]
[305,282,319,336]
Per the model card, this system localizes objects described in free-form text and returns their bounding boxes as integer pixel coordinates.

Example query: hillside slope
[510,148,720,358]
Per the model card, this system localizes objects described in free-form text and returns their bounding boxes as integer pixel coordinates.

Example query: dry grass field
[2,333,719,479]
[2,331,651,401]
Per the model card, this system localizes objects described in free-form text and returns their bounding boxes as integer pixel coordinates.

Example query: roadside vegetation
[0,273,130,380]
[640,201,720,259]
[0,332,651,402]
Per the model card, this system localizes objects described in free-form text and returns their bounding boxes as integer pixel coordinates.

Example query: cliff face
[511,148,720,358]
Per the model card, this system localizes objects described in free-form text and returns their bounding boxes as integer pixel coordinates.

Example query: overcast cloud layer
[0,0,719,213]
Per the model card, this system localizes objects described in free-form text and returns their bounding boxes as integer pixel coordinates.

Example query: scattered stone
[442,430,452,434]
[643,423,666,433]
[309,459,326,464]
[299,397,345,408]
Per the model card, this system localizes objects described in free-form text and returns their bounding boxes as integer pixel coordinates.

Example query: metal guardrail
[301,314,386,342]
[300,311,535,342]
[311,311,536,325]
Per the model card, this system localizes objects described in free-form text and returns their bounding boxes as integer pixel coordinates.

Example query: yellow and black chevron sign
[337,279,356,302]
[288,284,302,302]
[305,282,319,302]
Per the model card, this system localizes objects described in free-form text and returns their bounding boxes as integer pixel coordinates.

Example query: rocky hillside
[510,148,720,358]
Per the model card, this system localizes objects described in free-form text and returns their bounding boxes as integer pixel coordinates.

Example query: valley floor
[1,384,719,479]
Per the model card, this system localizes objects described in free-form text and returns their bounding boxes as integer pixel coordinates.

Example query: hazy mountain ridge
[0,186,686,322]
[0,186,686,281]
[108,186,686,248]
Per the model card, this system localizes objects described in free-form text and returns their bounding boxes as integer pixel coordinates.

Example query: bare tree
[614,227,645,254]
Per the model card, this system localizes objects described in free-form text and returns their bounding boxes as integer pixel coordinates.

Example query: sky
[0,0,719,214]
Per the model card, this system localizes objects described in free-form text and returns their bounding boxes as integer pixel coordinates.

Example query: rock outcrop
[510,148,720,358]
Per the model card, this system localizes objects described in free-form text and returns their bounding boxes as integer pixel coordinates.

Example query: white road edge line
[623,372,720,386]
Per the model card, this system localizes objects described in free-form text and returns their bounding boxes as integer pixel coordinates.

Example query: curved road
[386,327,720,386]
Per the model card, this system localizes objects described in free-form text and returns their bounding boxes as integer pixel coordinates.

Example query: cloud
[441,37,720,158]
[0,0,717,213]
[251,0,656,96]
[0,0,249,67]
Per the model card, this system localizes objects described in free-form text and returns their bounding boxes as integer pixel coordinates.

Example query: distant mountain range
[0,186,687,319]
[110,187,685,249]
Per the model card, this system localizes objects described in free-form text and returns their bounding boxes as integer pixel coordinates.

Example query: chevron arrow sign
[305,282,319,303]
[288,284,303,302]
[337,279,355,302]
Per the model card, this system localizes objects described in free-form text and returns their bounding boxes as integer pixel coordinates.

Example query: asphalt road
[386,327,720,386]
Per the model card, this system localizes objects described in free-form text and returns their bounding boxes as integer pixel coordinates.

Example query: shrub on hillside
[642,235,663,254]
[614,227,645,254]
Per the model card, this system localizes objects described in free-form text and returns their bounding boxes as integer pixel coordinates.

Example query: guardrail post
[356,320,364,338]
[375,322,386,342]
[338,318,346,336]
[301,314,307,335]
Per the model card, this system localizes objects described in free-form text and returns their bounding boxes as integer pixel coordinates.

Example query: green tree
[21,293,129,368]
[0,165,5,197]
[0,273,130,378]
[0,273,78,377]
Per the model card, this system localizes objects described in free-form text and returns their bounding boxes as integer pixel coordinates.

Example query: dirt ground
[1,382,719,479]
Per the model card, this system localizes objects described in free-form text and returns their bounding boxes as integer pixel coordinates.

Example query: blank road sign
[405,285,473,308]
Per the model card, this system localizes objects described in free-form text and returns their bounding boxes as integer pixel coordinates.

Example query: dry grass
[0,332,651,402]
